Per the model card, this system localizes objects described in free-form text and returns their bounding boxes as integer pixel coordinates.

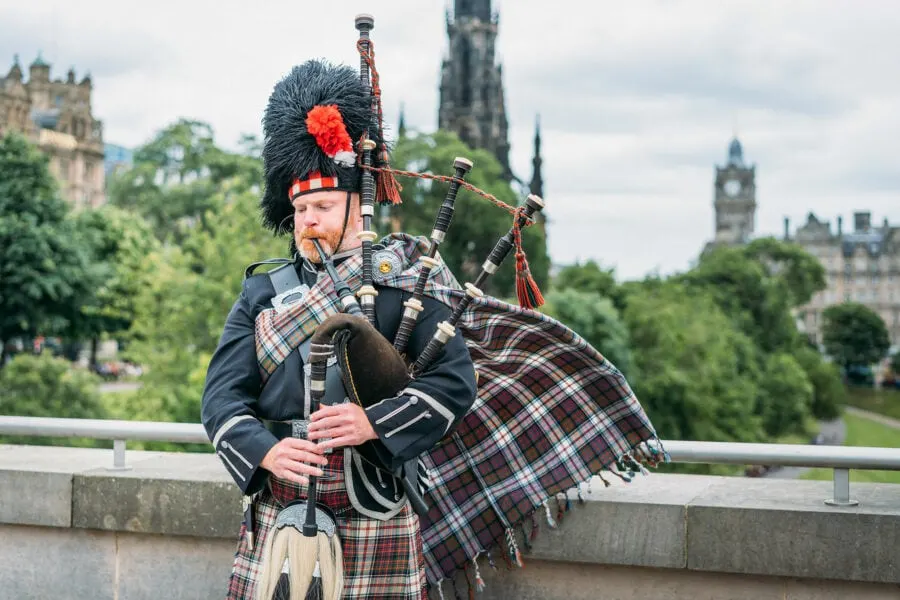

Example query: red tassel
[511,209,544,309]
[376,160,403,205]
[515,256,544,310]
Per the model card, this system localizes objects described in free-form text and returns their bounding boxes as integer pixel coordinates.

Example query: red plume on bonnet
[305,105,356,167]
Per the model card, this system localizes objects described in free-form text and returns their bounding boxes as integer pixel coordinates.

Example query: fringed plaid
[253,233,665,592]
[227,451,427,599]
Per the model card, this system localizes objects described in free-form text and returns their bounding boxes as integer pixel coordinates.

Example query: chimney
[854,211,871,232]
[783,216,790,240]
[837,216,843,236]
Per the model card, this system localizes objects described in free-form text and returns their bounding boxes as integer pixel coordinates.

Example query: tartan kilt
[227,451,428,600]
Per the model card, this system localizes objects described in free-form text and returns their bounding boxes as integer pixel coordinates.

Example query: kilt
[227,451,428,600]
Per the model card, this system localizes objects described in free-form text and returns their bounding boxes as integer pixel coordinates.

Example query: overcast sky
[3,0,899,280]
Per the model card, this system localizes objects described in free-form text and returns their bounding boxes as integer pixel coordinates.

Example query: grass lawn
[802,411,900,484]
[846,386,900,421]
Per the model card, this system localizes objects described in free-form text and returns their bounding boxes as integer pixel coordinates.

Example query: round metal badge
[372,249,402,281]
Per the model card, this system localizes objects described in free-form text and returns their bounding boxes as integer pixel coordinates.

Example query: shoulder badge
[271,283,310,314]
[372,249,402,281]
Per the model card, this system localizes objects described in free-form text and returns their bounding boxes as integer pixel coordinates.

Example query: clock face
[723,179,742,197]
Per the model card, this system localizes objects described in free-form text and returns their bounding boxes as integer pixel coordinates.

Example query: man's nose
[303,210,318,228]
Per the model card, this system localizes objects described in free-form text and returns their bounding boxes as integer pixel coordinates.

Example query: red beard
[297,228,344,263]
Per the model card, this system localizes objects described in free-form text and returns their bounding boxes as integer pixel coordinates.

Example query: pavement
[97,381,142,393]
[762,415,847,480]
[844,405,900,430]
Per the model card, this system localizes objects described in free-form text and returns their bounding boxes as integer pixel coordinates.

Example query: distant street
[844,406,900,430]
[763,416,847,480]
[98,381,142,393]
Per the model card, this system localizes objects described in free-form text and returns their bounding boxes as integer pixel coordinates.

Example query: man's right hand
[260,438,328,485]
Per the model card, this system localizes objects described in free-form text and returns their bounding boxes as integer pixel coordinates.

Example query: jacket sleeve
[201,285,279,495]
[363,294,477,471]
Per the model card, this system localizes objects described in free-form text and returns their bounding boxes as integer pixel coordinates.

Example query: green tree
[676,247,800,352]
[553,260,625,311]
[124,185,284,423]
[0,353,105,446]
[793,347,845,420]
[389,130,550,299]
[756,353,814,437]
[743,237,826,307]
[107,119,263,241]
[70,206,161,364]
[621,282,765,446]
[891,353,900,376]
[0,133,101,368]
[822,302,891,370]
[542,288,632,376]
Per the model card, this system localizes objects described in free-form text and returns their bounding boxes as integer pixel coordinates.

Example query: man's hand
[308,403,377,450]
[260,438,328,485]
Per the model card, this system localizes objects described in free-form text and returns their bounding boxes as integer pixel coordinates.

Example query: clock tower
[713,136,757,245]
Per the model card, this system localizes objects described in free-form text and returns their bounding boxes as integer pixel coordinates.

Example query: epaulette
[244,258,293,280]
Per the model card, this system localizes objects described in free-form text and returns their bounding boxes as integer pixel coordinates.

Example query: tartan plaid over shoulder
[254,233,665,590]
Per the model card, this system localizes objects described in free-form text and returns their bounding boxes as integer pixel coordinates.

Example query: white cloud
[3,0,899,279]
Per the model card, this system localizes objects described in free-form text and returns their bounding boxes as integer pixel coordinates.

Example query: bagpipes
[255,13,545,600]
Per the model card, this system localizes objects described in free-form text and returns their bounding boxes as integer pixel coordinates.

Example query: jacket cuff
[212,416,279,495]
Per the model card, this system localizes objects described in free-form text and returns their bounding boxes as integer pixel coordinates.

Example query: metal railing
[2,416,900,507]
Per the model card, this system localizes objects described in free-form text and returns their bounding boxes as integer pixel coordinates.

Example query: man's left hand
[308,403,377,449]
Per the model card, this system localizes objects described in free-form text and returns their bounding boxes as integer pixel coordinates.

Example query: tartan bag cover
[254,233,665,589]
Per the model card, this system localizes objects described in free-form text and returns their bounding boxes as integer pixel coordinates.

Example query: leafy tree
[552,260,625,311]
[124,186,284,423]
[621,282,766,445]
[756,353,814,437]
[793,347,845,420]
[680,241,813,353]
[70,206,161,364]
[0,353,105,446]
[389,130,550,299]
[541,288,632,376]
[107,119,262,241]
[0,133,101,368]
[743,237,826,307]
[891,353,900,376]
[822,302,891,370]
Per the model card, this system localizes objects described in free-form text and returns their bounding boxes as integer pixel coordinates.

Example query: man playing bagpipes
[202,13,664,600]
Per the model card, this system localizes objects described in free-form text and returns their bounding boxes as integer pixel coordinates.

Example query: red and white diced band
[289,171,339,199]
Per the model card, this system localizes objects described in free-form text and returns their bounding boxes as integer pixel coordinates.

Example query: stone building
[711,136,757,246]
[437,0,546,232]
[0,54,105,209]
[438,0,513,181]
[789,211,900,350]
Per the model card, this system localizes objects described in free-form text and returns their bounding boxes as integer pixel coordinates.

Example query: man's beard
[297,228,345,263]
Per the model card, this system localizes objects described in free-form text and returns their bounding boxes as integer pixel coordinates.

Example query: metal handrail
[2,415,899,507]
[0,416,208,443]
[663,440,900,471]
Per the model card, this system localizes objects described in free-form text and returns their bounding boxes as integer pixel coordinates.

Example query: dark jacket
[200,252,478,500]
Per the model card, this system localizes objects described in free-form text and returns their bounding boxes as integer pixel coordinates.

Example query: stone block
[524,473,718,569]
[0,524,115,600]
[72,452,242,538]
[0,444,119,527]
[115,532,235,600]
[687,477,900,584]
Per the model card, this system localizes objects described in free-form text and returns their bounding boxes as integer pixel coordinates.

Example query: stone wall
[1,444,899,599]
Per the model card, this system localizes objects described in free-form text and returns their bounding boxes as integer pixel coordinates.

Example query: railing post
[110,439,132,471]
[824,468,858,507]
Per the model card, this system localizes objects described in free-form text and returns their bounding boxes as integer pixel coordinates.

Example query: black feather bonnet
[260,59,378,234]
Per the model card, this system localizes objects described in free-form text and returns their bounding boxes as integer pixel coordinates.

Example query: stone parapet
[1,444,899,599]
